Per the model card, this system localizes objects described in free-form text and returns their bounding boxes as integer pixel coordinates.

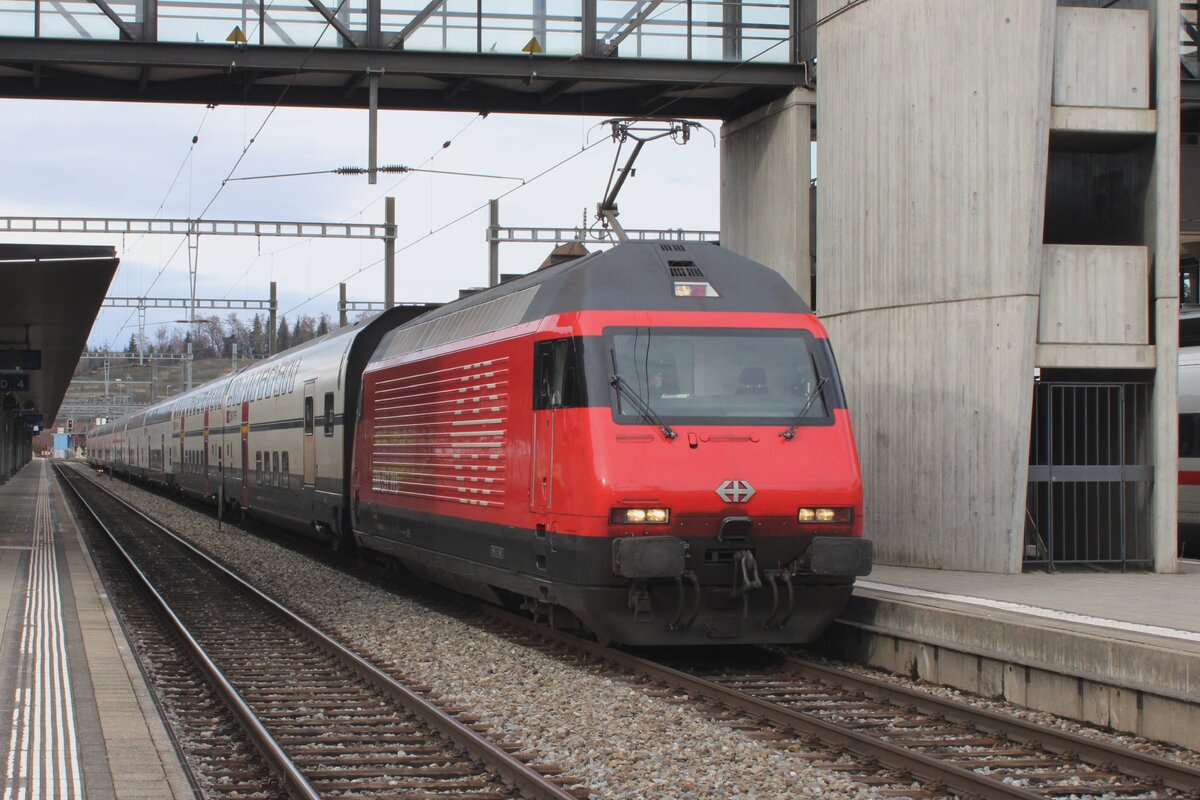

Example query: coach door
[303,381,317,487]
[240,401,250,506]
[203,409,211,494]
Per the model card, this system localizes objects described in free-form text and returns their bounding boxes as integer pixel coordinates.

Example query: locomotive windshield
[607,327,832,425]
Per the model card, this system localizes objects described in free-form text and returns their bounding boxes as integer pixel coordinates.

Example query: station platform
[821,563,1200,750]
[0,459,192,798]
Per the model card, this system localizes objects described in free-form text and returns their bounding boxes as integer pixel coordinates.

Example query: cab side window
[533,338,586,410]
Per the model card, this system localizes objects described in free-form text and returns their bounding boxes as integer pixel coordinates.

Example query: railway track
[63,464,1200,799]
[56,465,585,800]
[475,606,1200,800]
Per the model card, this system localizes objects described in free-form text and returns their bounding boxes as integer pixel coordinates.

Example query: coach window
[533,338,586,410]
[1181,414,1200,457]
[324,392,335,436]
[256,451,262,484]
[304,396,315,435]
[281,452,289,486]
[272,451,280,486]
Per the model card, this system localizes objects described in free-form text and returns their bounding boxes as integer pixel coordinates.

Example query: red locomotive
[90,239,869,645]
[352,241,870,644]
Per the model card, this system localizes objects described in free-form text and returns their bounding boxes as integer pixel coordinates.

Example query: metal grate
[1024,381,1153,570]
[668,260,705,278]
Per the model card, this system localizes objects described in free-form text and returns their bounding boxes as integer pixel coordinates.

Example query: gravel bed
[72,465,887,800]
[795,650,1200,770]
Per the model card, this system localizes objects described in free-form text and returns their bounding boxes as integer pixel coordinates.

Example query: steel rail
[59,465,580,800]
[476,605,1081,800]
[779,654,1200,792]
[55,465,321,800]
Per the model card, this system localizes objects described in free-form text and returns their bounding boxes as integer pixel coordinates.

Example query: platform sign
[0,350,40,371]
[22,413,42,423]
[0,373,30,391]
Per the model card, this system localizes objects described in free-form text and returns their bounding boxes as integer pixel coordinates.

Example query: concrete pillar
[719,89,815,304]
[814,0,1178,573]
[1149,0,1182,572]
[816,0,1055,573]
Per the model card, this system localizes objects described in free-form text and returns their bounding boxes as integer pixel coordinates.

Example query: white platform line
[856,579,1200,644]
[2,463,84,799]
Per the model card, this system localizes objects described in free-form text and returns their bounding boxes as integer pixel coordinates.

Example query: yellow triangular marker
[521,36,542,54]
[227,25,248,43]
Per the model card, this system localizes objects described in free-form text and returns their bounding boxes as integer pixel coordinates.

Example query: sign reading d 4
[0,373,30,392]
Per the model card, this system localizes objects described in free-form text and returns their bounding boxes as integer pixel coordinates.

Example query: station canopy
[0,244,117,427]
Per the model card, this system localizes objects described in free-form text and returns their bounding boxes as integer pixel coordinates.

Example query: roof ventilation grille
[659,243,686,252]
[668,260,705,278]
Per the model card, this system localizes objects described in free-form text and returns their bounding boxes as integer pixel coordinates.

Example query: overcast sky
[1,98,722,350]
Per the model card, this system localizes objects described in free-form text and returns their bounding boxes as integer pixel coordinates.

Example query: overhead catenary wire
[215,0,833,314]
[108,107,213,343]
[200,0,352,221]
[219,113,490,295]
[280,136,607,317]
[223,165,525,183]
[124,0,869,342]
[104,0,351,346]
[640,0,874,120]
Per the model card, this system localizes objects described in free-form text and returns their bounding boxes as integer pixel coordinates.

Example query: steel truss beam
[81,351,193,360]
[0,216,391,239]
[57,403,149,418]
[487,225,718,244]
[341,300,388,311]
[102,296,273,310]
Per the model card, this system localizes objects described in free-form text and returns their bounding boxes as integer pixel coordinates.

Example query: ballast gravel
[72,466,880,800]
[71,464,1200,797]
[804,653,1200,770]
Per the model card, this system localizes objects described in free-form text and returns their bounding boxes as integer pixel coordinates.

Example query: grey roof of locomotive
[367,241,813,369]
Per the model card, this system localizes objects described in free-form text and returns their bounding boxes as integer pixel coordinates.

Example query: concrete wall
[1053,7,1148,109]
[718,0,1179,572]
[817,0,1175,572]
[1038,245,1148,344]
[814,0,1056,572]
[720,90,814,305]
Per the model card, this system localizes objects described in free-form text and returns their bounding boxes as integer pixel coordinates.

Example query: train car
[88,305,434,538]
[352,241,871,645]
[1179,306,1200,556]
[144,399,174,486]
[206,305,431,538]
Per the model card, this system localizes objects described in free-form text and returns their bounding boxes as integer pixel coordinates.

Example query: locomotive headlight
[611,507,671,525]
[798,507,852,524]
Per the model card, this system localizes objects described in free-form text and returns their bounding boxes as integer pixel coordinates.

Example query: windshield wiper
[610,374,677,440]
[780,376,829,440]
